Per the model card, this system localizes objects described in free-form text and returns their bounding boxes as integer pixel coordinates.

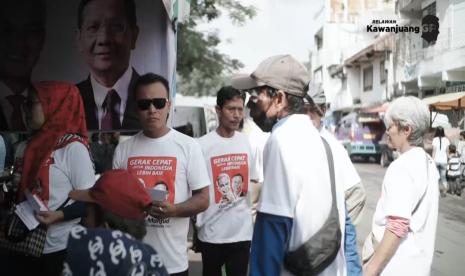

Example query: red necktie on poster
[101,89,121,130]
[6,94,26,131]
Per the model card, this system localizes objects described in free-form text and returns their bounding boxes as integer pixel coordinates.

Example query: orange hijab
[18,82,88,201]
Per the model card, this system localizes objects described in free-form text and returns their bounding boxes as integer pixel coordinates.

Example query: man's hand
[150,201,177,219]
[35,210,64,226]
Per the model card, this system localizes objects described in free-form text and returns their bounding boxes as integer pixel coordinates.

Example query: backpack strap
[321,137,338,215]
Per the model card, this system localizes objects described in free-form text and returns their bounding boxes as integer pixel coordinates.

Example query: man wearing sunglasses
[232,55,346,276]
[112,73,210,276]
[76,0,140,131]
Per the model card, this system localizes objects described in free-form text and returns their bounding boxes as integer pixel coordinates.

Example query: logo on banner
[211,154,249,208]
[127,156,177,204]
[366,15,440,44]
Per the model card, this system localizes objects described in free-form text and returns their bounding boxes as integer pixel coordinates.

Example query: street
[354,162,465,276]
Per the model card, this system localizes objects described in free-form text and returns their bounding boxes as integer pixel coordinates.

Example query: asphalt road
[187,162,465,275]
[353,162,465,276]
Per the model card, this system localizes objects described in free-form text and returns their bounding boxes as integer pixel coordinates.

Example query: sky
[196,0,323,73]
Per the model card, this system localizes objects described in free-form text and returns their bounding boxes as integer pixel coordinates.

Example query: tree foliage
[177,0,256,96]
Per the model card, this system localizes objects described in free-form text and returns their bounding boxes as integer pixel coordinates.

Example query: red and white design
[210,154,248,205]
[127,156,177,204]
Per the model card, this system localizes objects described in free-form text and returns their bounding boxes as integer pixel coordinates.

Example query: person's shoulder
[172,129,198,145]
[76,77,91,90]
[116,132,140,149]
[197,131,216,144]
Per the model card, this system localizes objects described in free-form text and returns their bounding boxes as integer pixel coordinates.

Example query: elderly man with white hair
[363,96,439,276]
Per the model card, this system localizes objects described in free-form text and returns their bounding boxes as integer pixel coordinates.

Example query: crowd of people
[0,53,441,276]
[0,0,441,275]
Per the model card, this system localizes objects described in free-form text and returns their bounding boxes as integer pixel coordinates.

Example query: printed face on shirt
[154,181,168,192]
[216,96,244,132]
[136,82,171,133]
[77,0,139,79]
[217,173,231,195]
[0,0,45,79]
[231,174,243,196]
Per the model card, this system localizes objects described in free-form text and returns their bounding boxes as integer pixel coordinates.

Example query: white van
[171,95,218,137]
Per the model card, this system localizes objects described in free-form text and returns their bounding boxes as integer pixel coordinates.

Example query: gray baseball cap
[232,55,311,97]
[306,82,326,105]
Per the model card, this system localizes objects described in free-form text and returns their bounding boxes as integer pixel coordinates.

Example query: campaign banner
[1,0,174,132]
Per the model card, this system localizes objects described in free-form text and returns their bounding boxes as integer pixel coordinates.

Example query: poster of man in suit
[1,0,174,132]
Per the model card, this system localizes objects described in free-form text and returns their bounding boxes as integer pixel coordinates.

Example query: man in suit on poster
[76,0,141,130]
[0,0,46,132]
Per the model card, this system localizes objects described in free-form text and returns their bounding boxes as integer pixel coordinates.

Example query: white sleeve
[258,137,298,218]
[112,143,126,169]
[249,143,262,182]
[187,140,210,191]
[65,142,96,190]
[383,162,416,220]
[339,147,361,191]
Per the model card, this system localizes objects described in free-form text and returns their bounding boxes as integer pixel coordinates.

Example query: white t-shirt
[196,131,260,243]
[112,130,210,274]
[258,115,347,276]
[371,147,439,276]
[432,137,450,164]
[15,141,95,254]
[320,128,361,192]
[457,140,465,163]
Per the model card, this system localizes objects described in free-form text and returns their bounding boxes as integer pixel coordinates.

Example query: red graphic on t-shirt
[210,153,249,205]
[127,156,177,203]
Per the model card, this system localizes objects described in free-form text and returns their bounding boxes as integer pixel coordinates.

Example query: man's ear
[275,90,287,110]
[131,26,140,50]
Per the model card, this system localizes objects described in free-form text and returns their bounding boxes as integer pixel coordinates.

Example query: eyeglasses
[81,20,128,37]
[246,86,277,97]
[137,98,168,110]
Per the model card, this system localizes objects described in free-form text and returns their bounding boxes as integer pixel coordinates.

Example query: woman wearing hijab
[363,96,439,276]
[8,82,95,276]
[432,126,450,196]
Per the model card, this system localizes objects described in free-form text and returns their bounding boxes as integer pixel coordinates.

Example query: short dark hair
[92,203,147,240]
[134,73,170,99]
[216,86,245,108]
[77,0,138,29]
[449,144,457,153]
[286,93,305,115]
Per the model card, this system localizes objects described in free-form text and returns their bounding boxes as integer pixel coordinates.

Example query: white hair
[384,96,430,146]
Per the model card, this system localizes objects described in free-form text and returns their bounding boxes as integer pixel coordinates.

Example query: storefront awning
[423,91,465,110]
[362,102,389,113]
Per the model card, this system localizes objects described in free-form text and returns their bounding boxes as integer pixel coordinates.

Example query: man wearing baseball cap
[304,83,365,276]
[232,55,346,275]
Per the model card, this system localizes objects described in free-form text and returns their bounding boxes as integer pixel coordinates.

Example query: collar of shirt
[271,114,291,132]
[90,67,132,128]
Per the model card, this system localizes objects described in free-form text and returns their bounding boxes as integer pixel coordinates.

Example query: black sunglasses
[137,98,168,110]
